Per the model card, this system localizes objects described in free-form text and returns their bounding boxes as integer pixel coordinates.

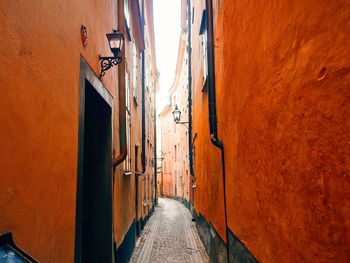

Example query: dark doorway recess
[75,58,114,263]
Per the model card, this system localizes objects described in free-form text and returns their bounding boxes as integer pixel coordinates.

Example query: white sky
[154,0,181,114]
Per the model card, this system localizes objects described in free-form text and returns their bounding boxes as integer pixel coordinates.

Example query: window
[145,68,149,90]
[133,41,139,103]
[124,70,131,173]
[124,0,130,29]
[175,145,177,162]
[201,29,208,79]
[135,145,139,172]
[192,7,194,24]
[124,116,131,172]
[199,10,208,84]
[124,0,131,40]
[173,95,177,132]
[125,71,130,112]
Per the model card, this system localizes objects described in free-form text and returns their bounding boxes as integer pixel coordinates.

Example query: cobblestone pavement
[130,198,211,263]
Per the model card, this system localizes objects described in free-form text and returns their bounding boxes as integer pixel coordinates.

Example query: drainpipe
[206,0,229,261]
[187,0,197,222]
[154,77,158,205]
[187,0,194,177]
[139,0,146,225]
[113,1,127,168]
[141,0,146,174]
[111,0,126,260]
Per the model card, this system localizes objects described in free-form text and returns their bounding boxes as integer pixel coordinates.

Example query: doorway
[75,58,113,263]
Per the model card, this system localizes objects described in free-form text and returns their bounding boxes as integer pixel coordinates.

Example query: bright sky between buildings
[154,0,181,114]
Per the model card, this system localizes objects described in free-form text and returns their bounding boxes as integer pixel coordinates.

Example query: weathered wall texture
[114,0,141,247]
[0,1,119,261]
[160,106,176,197]
[191,0,227,243]
[193,0,350,262]
[0,0,157,262]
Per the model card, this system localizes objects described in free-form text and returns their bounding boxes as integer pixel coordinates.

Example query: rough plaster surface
[0,0,157,260]
[193,0,350,262]
[0,0,122,261]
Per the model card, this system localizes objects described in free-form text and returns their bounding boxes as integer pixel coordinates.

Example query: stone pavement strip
[130,198,211,263]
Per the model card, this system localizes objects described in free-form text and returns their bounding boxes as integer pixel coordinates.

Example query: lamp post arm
[99,55,122,78]
[176,121,189,128]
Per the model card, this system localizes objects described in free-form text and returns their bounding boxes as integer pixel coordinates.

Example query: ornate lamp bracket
[99,55,122,78]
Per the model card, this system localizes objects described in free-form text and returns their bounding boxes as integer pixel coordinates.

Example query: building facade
[190,0,350,263]
[159,0,191,208]
[115,0,157,262]
[0,0,157,262]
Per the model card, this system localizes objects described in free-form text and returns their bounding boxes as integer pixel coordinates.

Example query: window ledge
[123,170,132,176]
[201,76,208,92]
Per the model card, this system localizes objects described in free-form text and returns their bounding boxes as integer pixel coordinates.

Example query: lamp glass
[106,30,124,55]
[172,104,181,123]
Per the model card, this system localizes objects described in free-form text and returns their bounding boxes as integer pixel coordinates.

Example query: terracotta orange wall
[194,0,350,262]
[191,0,227,242]
[192,88,227,241]
[0,0,121,261]
[162,171,175,197]
[114,14,140,246]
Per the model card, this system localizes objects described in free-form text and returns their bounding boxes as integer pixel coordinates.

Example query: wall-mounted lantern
[172,104,181,123]
[99,29,124,78]
[172,104,189,126]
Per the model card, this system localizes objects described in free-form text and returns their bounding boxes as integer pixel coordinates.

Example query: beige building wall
[160,1,190,203]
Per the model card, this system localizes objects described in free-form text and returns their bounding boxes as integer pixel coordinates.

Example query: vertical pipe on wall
[111,0,126,261]
[141,0,146,174]
[187,0,196,223]
[206,0,229,261]
[140,0,147,227]
[154,79,157,205]
[187,0,194,178]
[113,0,127,168]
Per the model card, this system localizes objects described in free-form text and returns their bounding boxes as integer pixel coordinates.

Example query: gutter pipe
[112,0,126,260]
[206,0,229,261]
[187,0,194,177]
[113,0,127,168]
[153,80,157,205]
[141,0,146,174]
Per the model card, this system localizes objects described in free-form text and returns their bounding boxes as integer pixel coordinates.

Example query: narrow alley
[0,0,349,263]
[130,198,210,263]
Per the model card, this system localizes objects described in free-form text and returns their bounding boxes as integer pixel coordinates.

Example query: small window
[199,10,208,85]
[192,7,194,24]
[124,117,131,173]
[175,145,177,162]
[124,1,131,41]
[125,71,131,112]
[124,0,131,28]
[133,41,139,104]
[135,145,139,172]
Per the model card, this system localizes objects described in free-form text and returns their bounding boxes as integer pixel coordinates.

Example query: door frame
[74,57,114,263]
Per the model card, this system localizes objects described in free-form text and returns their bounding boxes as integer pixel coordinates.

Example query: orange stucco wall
[1,0,156,261]
[193,0,350,262]
[191,0,227,243]
[0,0,121,261]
